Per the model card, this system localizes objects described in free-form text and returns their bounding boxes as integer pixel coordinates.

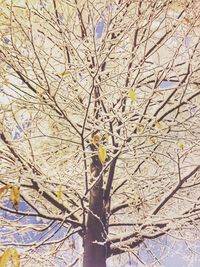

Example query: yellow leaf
[59,70,71,78]
[149,136,157,144]
[136,125,144,134]
[10,186,20,210]
[128,88,136,104]
[177,142,184,150]
[155,121,161,129]
[10,248,19,267]
[0,248,19,267]
[170,0,186,12]
[0,249,10,267]
[57,186,63,202]
[98,145,107,163]
[105,132,110,142]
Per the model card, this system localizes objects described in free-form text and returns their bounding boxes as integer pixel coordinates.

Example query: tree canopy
[0,0,200,266]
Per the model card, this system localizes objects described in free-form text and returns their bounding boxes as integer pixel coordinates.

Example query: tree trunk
[83,153,107,267]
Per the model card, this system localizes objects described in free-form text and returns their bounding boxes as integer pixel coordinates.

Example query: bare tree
[0,0,200,266]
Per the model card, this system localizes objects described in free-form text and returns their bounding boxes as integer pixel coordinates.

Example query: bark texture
[83,151,107,267]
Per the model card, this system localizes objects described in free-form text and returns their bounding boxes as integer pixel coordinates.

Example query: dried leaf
[0,186,8,199]
[10,186,20,210]
[98,144,107,163]
[92,134,101,145]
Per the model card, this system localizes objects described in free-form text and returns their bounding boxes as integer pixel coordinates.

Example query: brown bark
[83,152,107,267]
